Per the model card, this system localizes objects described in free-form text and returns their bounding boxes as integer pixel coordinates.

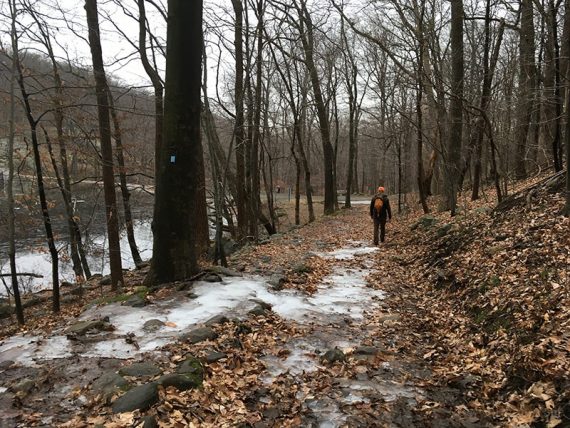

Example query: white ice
[0,244,385,365]
[317,245,378,261]
[0,335,72,366]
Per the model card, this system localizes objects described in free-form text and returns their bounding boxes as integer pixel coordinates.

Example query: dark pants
[373,217,386,245]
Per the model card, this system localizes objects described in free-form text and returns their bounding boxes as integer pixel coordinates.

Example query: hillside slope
[383,172,569,426]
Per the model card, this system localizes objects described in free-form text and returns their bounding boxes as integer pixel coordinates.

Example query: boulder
[119,362,161,378]
[66,319,113,336]
[123,294,147,308]
[292,263,311,274]
[158,373,202,391]
[322,348,346,364]
[177,356,204,378]
[143,319,165,333]
[61,295,80,305]
[248,305,269,317]
[354,346,380,356]
[111,382,159,413]
[0,360,14,370]
[250,299,272,310]
[268,274,286,291]
[155,356,204,390]
[180,327,217,344]
[204,351,227,363]
[202,273,223,283]
[205,314,229,326]
[412,215,438,230]
[91,372,129,399]
[436,223,453,238]
[99,276,112,286]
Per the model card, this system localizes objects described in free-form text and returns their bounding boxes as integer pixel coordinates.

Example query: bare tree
[85,0,124,289]
[13,6,61,312]
[292,0,337,215]
[7,0,24,324]
[514,0,536,179]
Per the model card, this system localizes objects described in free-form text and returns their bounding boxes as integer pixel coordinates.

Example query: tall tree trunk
[85,0,123,289]
[472,14,506,200]
[137,0,163,178]
[33,12,89,280]
[444,0,464,215]
[342,18,358,208]
[8,0,24,324]
[416,14,429,213]
[250,0,265,239]
[564,0,570,215]
[232,0,248,240]
[202,46,227,267]
[291,126,302,225]
[15,52,60,313]
[107,91,143,267]
[544,0,563,171]
[296,0,336,215]
[146,0,206,283]
[299,78,315,222]
[514,0,536,179]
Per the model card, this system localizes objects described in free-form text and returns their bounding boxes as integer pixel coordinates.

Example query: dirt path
[0,202,489,427]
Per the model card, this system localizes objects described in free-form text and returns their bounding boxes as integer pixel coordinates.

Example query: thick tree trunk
[146,0,206,283]
[85,0,123,290]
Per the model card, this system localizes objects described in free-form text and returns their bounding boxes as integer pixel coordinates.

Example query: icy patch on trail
[261,334,356,384]
[337,378,423,403]
[0,243,385,365]
[318,245,378,261]
[0,335,72,366]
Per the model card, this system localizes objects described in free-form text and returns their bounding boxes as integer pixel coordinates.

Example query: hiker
[370,186,392,245]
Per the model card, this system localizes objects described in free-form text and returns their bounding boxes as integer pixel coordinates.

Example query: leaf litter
[0,173,568,426]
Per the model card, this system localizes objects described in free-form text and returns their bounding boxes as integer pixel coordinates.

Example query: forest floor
[0,172,569,427]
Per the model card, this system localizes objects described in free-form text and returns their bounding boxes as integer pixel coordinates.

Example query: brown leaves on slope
[385,173,570,426]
